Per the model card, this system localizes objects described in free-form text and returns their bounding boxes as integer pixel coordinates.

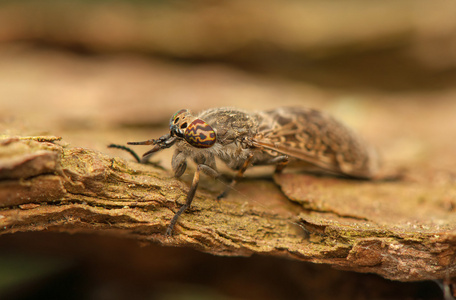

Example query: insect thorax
[173,108,269,170]
[197,108,260,143]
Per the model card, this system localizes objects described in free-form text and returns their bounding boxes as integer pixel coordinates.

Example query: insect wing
[251,107,377,179]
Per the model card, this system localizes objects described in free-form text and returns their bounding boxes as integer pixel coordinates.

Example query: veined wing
[252,107,379,179]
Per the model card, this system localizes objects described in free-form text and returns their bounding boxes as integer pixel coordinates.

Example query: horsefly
[120,107,379,236]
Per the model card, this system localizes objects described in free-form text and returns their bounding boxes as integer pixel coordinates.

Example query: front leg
[167,164,201,236]
[167,163,220,236]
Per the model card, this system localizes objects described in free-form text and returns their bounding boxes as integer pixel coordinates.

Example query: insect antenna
[107,144,141,163]
[127,139,156,145]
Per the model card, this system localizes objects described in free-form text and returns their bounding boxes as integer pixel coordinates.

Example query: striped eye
[184,119,216,148]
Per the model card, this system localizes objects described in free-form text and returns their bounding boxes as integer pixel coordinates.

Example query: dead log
[1,135,455,283]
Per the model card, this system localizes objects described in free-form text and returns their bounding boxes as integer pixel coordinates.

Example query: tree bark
[1,135,455,282]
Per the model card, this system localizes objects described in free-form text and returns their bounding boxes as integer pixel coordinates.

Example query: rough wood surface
[1,133,455,282]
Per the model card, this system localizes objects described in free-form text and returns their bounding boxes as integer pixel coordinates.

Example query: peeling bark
[0,136,455,283]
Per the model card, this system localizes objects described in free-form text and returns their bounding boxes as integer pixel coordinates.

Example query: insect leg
[166,164,203,236]
[199,164,220,178]
[217,153,254,199]
[272,155,289,174]
[172,151,188,177]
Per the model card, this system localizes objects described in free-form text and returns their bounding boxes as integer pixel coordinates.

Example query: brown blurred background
[1,0,455,299]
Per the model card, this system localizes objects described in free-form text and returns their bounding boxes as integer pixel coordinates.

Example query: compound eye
[184,119,216,148]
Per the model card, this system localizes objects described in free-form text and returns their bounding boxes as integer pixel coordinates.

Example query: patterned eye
[184,119,216,148]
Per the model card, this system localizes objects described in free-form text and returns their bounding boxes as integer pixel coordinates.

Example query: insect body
[127,107,379,235]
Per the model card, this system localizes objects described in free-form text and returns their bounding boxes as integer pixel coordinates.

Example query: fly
[112,107,379,236]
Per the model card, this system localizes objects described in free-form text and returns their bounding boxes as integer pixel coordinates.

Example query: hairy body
[172,107,378,178]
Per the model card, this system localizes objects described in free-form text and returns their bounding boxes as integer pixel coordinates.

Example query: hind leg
[267,155,289,173]
[217,153,254,199]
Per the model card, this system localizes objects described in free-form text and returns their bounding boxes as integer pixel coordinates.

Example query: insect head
[169,109,216,148]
